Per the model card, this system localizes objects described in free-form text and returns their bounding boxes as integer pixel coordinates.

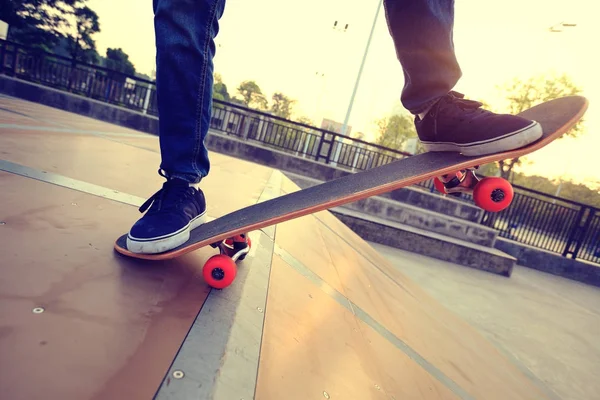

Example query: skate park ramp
[0,95,555,399]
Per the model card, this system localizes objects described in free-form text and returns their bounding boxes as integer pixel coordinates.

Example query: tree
[104,47,135,75]
[270,92,296,119]
[374,113,420,152]
[2,0,75,50]
[236,80,268,110]
[212,73,231,102]
[65,4,100,64]
[352,132,366,141]
[496,73,584,180]
[295,116,314,126]
[2,0,109,66]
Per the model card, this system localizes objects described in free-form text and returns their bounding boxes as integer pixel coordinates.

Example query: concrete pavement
[373,242,600,400]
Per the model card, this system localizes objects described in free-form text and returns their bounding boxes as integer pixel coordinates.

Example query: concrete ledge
[0,76,160,134]
[332,207,516,277]
[495,238,600,287]
[380,186,483,223]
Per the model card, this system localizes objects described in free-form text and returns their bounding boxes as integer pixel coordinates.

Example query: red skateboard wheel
[202,254,237,289]
[473,177,513,212]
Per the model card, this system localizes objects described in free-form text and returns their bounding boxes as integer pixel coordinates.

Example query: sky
[86,0,599,189]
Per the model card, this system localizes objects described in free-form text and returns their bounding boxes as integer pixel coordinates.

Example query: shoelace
[139,179,190,213]
[446,91,484,112]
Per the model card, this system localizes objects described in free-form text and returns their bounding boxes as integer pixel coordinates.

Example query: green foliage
[294,116,314,126]
[270,92,295,119]
[374,113,421,153]
[559,180,600,208]
[3,0,88,52]
[2,0,143,78]
[65,4,100,63]
[352,131,366,141]
[236,80,268,110]
[104,47,135,75]
[212,73,230,102]
[477,163,500,177]
[3,0,145,88]
[225,78,298,121]
[496,73,584,180]
[503,73,583,115]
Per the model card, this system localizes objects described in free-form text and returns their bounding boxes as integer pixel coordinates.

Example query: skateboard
[115,95,588,288]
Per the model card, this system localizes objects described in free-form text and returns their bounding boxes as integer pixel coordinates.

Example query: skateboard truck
[433,167,514,212]
[434,168,480,196]
[204,234,252,289]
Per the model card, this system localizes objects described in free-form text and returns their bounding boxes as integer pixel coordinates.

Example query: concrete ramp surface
[0,96,554,399]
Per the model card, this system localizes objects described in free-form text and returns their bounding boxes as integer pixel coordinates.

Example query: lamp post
[548,21,577,199]
[330,0,383,166]
[340,0,382,137]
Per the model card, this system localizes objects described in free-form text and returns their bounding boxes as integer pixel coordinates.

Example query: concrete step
[331,207,516,277]
[342,195,498,247]
[281,171,498,247]
[283,171,484,224]
[379,184,483,223]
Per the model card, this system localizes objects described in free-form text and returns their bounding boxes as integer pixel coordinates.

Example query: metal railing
[1,39,598,264]
[209,100,409,170]
[418,177,600,263]
[0,39,411,172]
[481,189,599,263]
[0,41,156,113]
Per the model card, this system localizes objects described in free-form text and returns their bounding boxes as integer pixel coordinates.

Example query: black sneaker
[415,91,543,156]
[127,178,208,253]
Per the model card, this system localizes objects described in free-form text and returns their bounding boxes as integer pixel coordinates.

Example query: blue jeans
[153,0,460,183]
[153,0,226,183]
[383,0,461,114]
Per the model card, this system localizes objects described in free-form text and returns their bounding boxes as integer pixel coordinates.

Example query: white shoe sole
[421,121,543,156]
[126,211,208,254]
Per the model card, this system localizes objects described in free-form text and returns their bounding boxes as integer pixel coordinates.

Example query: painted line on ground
[0,159,146,207]
[273,244,476,400]
[153,170,282,400]
[0,123,152,138]
[0,104,76,129]
[0,96,103,129]
[277,183,558,398]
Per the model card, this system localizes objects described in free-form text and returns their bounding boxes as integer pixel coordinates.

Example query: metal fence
[0,40,411,172]
[418,178,600,263]
[1,41,156,114]
[1,39,598,264]
[209,100,409,170]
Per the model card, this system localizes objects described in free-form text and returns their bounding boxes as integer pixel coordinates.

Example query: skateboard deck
[115,95,587,285]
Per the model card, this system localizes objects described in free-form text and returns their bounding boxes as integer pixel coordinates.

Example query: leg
[154,0,225,182]
[383,0,461,114]
[383,0,542,156]
[126,0,226,254]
